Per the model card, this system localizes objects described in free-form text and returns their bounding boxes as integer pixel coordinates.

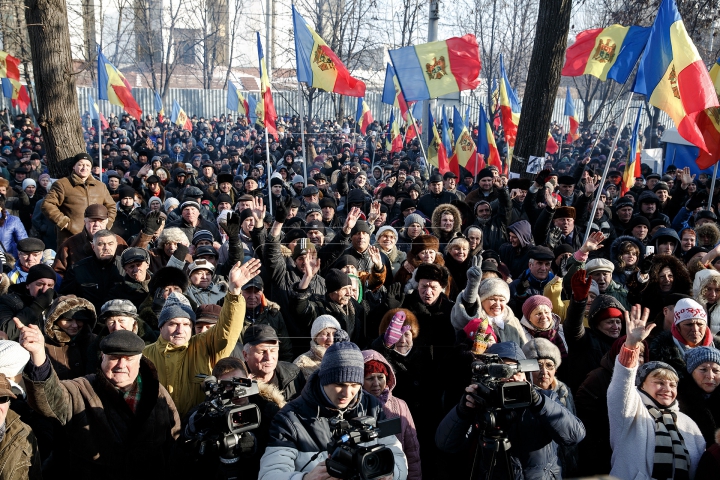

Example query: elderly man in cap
[8,237,46,284]
[53,204,128,277]
[242,324,305,401]
[167,199,221,245]
[509,246,557,318]
[144,259,262,417]
[0,372,41,479]
[239,276,293,362]
[108,247,153,306]
[42,152,116,246]
[185,259,227,305]
[258,341,407,480]
[0,264,57,341]
[583,258,630,309]
[17,321,181,479]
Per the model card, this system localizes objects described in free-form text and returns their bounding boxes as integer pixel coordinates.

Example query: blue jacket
[0,213,27,258]
[435,389,585,480]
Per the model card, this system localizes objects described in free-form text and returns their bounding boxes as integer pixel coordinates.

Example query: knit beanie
[158,292,196,329]
[636,361,678,387]
[311,315,342,339]
[148,196,162,207]
[684,346,720,374]
[522,338,562,368]
[164,198,180,211]
[0,340,30,376]
[292,238,316,260]
[674,298,707,325]
[477,277,511,304]
[375,225,398,240]
[26,264,56,285]
[521,295,554,320]
[404,213,425,229]
[22,178,36,190]
[325,269,353,293]
[319,341,365,386]
[364,359,388,377]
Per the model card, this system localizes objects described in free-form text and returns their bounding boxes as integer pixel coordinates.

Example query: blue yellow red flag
[355,97,373,135]
[154,90,164,122]
[256,33,278,140]
[564,86,580,142]
[450,106,478,175]
[171,100,192,131]
[477,105,501,171]
[382,64,411,121]
[227,82,239,111]
[499,54,521,147]
[622,108,643,195]
[428,110,450,173]
[97,47,142,119]
[0,52,20,81]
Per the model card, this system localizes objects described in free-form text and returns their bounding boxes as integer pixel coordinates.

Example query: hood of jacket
[361,349,396,394]
[508,220,533,248]
[431,203,462,236]
[610,235,646,268]
[587,294,626,328]
[45,295,97,340]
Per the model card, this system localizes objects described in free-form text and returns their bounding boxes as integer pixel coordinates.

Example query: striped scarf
[639,390,690,480]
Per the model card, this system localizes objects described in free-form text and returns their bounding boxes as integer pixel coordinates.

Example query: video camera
[470,354,540,410]
[325,416,401,480]
[189,375,262,462]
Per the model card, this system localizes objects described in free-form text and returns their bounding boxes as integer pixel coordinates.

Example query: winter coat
[31,199,57,251]
[293,343,325,378]
[362,350,422,480]
[257,371,408,480]
[166,216,221,244]
[607,357,706,480]
[185,281,228,306]
[435,388,585,480]
[0,282,56,341]
[143,293,246,417]
[430,203,462,252]
[610,235,645,286]
[41,172,117,245]
[473,187,512,252]
[509,269,556,318]
[59,254,125,315]
[0,214,27,259]
[107,274,151,307]
[242,299,294,362]
[292,286,369,347]
[43,295,98,381]
[695,432,720,480]
[500,220,534,278]
[451,292,527,346]
[110,204,144,242]
[24,357,181,480]
[53,229,128,277]
[549,379,579,477]
[677,375,720,445]
[378,245,406,278]
[0,409,42,480]
[417,190,457,218]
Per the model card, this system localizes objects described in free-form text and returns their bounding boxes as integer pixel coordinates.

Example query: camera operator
[435,342,585,480]
[259,341,408,480]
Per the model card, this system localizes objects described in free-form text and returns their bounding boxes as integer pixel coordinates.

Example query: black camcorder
[470,354,540,410]
[325,416,401,480]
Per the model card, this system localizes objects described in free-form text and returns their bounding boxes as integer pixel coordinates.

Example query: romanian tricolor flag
[562,25,650,83]
[355,97,373,135]
[238,90,250,118]
[633,0,719,155]
[450,106,477,174]
[622,108,643,195]
[477,105,501,171]
[499,54,521,147]
[97,48,142,119]
[171,100,192,131]
[388,34,481,102]
[0,52,20,81]
[382,64,411,122]
[428,110,450,173]
[154,90,164,122]
[292,5,365,97]
[256,32,278,140]
[385,111,403,153]
[564,86,580,142]
[695,58,720,169]
[88,94,109,130]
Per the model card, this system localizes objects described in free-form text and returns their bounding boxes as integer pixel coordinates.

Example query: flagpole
[407,109,428,166]
[297,81,308,186]
[708,162,719,210]
[264,124,273,216]
[583,91,634,244]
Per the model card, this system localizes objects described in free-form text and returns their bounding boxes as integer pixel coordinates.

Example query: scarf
[639,390,690,480]
[521,315,568,358]
[670,321,713,348]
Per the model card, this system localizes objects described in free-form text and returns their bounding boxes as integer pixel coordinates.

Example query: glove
[223,211,241,239]
[529,386,544,411]
[570,269,591,301]
[686,192,707,211]
[32,289,54,311]
[457,389,484,419]
[386,282,405,310]
[384,310,409,346]
[274,196,293,224]
[172,244,189,261]
[535,169,552,185]
[463,256,483,304]
[142,211,165,236]
[640,253,655,275]
[547,226,562,249]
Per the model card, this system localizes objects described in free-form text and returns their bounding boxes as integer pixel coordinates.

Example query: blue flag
[227,82,239,111]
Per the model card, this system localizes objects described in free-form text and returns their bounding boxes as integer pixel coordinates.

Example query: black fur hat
[149,266,189,293]
[415,263,449,288]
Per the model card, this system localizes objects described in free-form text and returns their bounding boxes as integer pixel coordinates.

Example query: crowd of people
[0,106,719,480]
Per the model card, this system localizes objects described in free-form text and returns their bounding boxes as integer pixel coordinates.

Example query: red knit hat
[364,360,388,377]
[594,307,624,322]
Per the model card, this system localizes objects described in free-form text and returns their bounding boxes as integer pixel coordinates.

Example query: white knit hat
[0,340,30,376]
[375,225,398,240]
[311,315,342,339]
[478,277,510,303]
[674,298,707,325]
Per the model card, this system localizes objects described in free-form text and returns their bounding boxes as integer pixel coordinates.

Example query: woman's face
[596,317,622,338]
[407,224,422,238]
[691,361,720,394]
[363,372,387,398]
[395,329,413,354]
[377,233,396,252]
[642,372,677,407]
[531,358,556,390]
[529,305,554,330]
[621,249,638,268]
[679,320,707,346]
[704,282,720,305]
[57,318,83,337]
[659,267,674,292]
[39,177,50,188]
[416,249,436,264]
[449,244,469,263]
[314,327,336,348]
[467,231,482,251]
[156,169,167,181]
[481,296,506,317]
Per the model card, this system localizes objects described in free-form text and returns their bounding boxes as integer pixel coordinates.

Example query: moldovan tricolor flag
[12,85,30,113]
[477,105,501,171]
[293,5,365,97]
[385,111,403,153]
[499,54,521,147]
[622,108,643,195]
[355,97,373,134]
[565,86,580,142]
[154,90,164,122]
[0,52,20,81]
[695,58,720,169]
[382,64,411,121]
[428,110,450,173]
[256,32,278,140]
[171,100,192,131]
[562,25,650,83]
[97,47,142,119]
[450,106,477,174]
[88,94,109,130]
[388,34,481,102]
[633,0,719,157]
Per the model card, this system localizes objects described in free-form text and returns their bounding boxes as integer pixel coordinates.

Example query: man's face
[529,259,551,280]
[160,317,193,346]
[203,166,214,178]
[328,285,353,306]
[182,207,200,225]
[108,178,120,189]
[558,184,574,197]
[351,231,369,252]
[190,269,213,288]
[195,322,214,335]
[27,278,55,297]
[681,231,696,252]
[641,201,656,215]
[476,203,491,220]
[17,250,42,270]
[105,315,136,333]
[73,159,92,179]
[322,207,335,221]
[84,216,108,236]
[444,178,456,191]
[242,287,263,309]
[553,217,574,235]
[124,261,149,281]
[418,279,442,305]
[658,241,676,255]
[590,270,612,292]
[509,231,519,248]
[101,354,141,390]
[120,196,134,207]
[93,235,117,261]
[479,177,493,191]
[440,213,454,232]
[323,382,362,409]
[271,185,282,196]
[429,181,443,194]
[647,179,659,190]
[243,342,279,378]
[307,229,324,246]
[617,206,633,223]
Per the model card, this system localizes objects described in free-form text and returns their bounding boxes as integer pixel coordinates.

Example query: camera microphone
[485,364,516,378]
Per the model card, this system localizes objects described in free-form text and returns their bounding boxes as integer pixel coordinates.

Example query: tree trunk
[25,0,86,178]
[511,0,572,179]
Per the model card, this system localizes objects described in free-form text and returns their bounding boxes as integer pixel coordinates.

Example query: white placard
[527,156,544,174]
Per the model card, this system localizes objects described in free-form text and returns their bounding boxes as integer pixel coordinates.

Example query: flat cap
[121,247,149,266]
[242,275,264,291]
[195,304,222,324]
[586,258,615,275]
[99,299,138,321]
[528,246,554,261]
[194,245,219,258]
[84,204,109,219]
[243,324,279,346]
[17,237,45,253]
[99,330,145,356]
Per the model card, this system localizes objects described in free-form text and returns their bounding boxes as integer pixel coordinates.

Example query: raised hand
[251,196,266,224]
[142,210,165,236]
[384,310,409,347]
[367,201,381,224]
[368,245,383,269]
[570,269,592,301]
[274,196,293,224]
[585,179,597,196]
[640,253,655,275]
[138,164,152,177]
[228,258,262,294]
[14,318,47,366]
[680,166,695,188]
[464,255,483,304]
[222,211,241,239]
[544,188,557,209]
[624,304,653,348]
[343,207,362,234]
[581,231,605,254]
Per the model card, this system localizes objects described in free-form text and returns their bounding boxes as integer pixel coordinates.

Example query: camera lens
[362,452,380,472]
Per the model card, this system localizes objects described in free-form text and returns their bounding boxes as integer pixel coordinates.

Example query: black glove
[640,253,655,275]
[142,211,165,236]
[535,169,552,185]
[274,196,293,224]
[173,244,189,261]
[457,391,483,419]
[32,289,55,311]
[185,409,213,436]
[386,282,405,310]
[223,211,241,239]
[686,192,707,211]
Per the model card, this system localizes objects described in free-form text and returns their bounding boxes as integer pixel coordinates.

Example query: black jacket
[59,255,125,314]
[417,191,457,218]
[677,375,720,445]
[0,283,56,340]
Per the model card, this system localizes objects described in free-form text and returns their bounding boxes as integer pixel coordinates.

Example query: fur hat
[478,277,510,304]
[522,337,562,368]
[410,234,439,256]
[158,292,196,328]
[554,206,576,220]
[379,308,419,339]
[149,266,189,293]
[415,263,449,288]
